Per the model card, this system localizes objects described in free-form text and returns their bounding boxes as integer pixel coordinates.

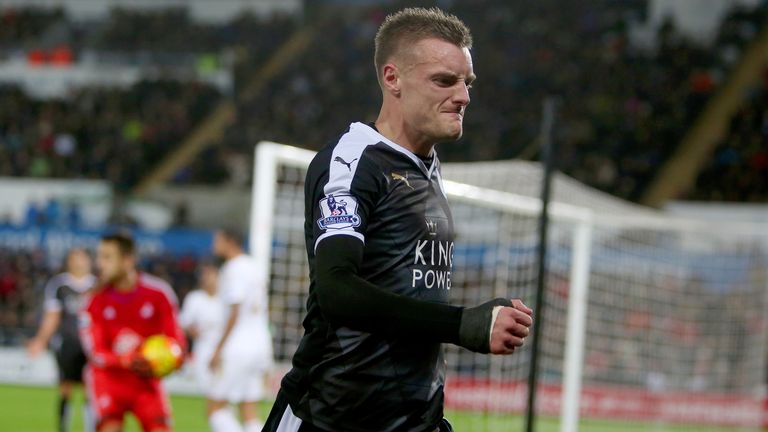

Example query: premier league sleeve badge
[317,194,362,230]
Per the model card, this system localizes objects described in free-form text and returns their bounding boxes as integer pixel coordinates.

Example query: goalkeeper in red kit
[79,233,186,432]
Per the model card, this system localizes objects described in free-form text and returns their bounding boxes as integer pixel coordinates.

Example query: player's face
[96,241,131,285]
[398,38,475,144]
[212,232,228,258]
[67,249,91,276]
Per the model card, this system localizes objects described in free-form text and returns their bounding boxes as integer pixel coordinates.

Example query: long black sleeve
[314,235,463,344]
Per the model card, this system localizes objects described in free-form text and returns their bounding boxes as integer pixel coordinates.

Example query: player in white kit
[207,228,274,432]
[179,262,225,393]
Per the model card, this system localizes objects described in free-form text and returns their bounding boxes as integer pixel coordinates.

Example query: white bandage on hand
[489,305,504,347]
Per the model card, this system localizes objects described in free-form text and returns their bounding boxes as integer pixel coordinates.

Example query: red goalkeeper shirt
[79,272,186,381]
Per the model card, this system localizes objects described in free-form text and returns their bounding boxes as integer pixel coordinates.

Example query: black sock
[58,395,70,432]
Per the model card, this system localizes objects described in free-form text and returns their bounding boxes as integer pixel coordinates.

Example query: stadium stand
[0,6,297,187]
[58,7,296,77]
[1,2,764,202]
[0,8,294,345]
[0,81,220,189]
[0,248,42,345]
[689,67,768,202]
[220,0,765,202]
[0,7,64,50]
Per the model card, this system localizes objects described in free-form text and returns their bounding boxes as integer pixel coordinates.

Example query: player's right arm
[27,276,63,357]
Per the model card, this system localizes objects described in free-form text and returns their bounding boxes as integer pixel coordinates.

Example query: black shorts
[263,389,454,432]
[54,338,87,383]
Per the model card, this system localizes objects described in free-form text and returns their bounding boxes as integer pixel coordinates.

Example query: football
[140,335,184,378]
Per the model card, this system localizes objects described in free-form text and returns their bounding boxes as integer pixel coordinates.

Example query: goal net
[251,142,768,431]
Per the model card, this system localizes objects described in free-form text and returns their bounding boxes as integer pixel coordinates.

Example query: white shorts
[207,349,270,402]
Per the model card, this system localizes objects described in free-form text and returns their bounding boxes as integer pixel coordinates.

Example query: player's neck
[224,249,244,261]
[375,107,435,157]
[114,269,138,292]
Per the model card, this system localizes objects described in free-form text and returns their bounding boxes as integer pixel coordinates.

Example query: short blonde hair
[374,7,472,82]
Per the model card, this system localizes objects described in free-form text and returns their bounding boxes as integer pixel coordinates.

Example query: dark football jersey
[44,272,96,346]
[282,122,456,432]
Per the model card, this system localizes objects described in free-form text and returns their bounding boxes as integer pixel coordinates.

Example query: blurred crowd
[689,68,768,202]
[0,7,297,189]
[0,249,41,345]
[16,198,82,228]
[581,270,763,392]
[1,6,295,59]
[88,8,294,56]
[0,2,765,201]
[0,81,220,190]
[231,0,765,201]
[0,7,64,51]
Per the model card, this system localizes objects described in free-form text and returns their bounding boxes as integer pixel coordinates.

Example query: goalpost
[251,141,768,431]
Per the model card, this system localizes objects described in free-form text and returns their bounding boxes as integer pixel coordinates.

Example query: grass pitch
[0,384,754,431]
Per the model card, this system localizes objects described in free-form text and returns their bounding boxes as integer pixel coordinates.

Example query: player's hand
[209,349,222,372]
[489,299,533,355]
[459,298,533,354]
[186,325,201,339]
[26,338,46,358]
[123,353,154,378]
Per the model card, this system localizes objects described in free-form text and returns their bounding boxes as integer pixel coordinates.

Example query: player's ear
[381,63,401,97]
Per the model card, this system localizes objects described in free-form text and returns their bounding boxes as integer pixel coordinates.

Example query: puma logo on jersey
[334,156,358,171]
[391,172,414,190]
